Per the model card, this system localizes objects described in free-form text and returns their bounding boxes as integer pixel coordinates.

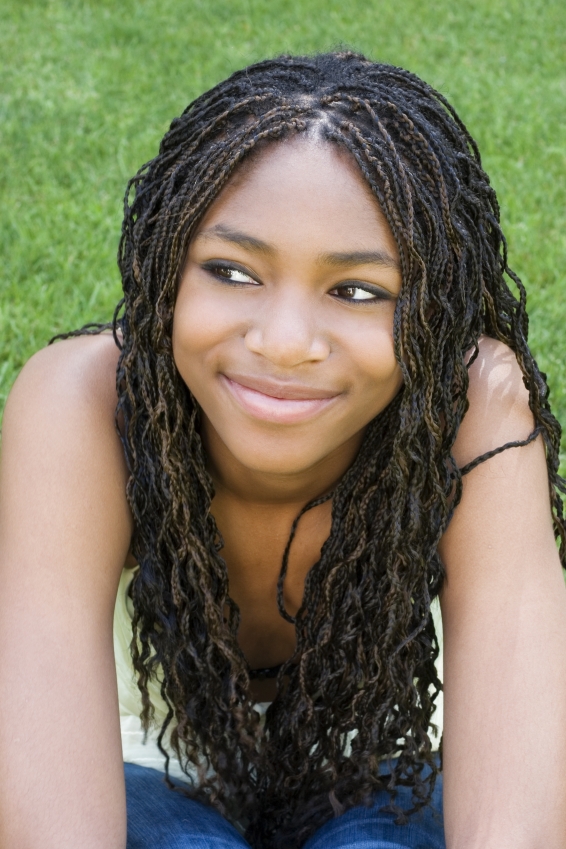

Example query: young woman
[1,52,565,849]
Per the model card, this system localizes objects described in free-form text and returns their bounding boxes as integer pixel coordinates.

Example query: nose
[244,288,330,368]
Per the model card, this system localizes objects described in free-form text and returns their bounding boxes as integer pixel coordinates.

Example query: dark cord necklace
[246,490,334,683]
[275,489,334,624]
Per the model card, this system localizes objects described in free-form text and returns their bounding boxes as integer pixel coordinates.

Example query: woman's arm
[0,336,132,849]
[439,337,566,849]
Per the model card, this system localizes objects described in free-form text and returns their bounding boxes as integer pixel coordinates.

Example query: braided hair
[100,52,565,847]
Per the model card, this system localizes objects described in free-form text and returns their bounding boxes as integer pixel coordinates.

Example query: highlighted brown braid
[57,52,566,848]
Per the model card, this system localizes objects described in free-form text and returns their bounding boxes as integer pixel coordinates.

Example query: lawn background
[1,0,565,465]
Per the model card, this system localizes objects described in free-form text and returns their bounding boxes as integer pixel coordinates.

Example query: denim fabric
[125,762,445,849]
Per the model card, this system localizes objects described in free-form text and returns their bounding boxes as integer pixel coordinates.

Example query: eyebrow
[196,224,400,270]
[317,249,400,270]
[195,225,274,255]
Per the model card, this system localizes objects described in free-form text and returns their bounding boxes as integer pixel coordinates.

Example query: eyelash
[204,262,259,286]
[202,262,392,304]
[329,284,390,304]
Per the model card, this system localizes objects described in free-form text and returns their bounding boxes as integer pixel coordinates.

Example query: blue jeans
[125,762,445,848]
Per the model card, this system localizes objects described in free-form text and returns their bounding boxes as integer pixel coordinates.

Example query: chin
[201,413,355,483]
[232,445,324,477]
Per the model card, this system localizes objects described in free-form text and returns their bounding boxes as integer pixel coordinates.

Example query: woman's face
[173,136,403,486]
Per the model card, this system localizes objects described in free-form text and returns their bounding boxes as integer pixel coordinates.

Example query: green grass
[1,0,565,464]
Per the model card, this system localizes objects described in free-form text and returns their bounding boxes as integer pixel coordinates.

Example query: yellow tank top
[113,568,443,779]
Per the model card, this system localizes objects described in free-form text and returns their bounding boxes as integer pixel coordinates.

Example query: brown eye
[342,286,375,301]
[331,284,387,302]
[205,263,259,285]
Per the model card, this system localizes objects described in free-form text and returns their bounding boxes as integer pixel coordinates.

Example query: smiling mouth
[221,375,340,424]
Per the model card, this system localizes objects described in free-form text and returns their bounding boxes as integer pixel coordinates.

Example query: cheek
[345,314,401,385]
[172,286,238,378]
[344,322,403,422]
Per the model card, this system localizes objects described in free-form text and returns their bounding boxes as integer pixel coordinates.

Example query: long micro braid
[53,52,566,848]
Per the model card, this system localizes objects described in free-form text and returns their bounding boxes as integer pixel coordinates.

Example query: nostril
[244,323,330,367]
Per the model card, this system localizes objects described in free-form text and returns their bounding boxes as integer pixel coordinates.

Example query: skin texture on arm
[440,337,566,849]
[0,335,131,849]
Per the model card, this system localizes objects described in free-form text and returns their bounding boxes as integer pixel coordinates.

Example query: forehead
[192,136,399,260]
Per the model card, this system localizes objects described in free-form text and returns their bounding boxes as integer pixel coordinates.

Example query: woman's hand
[440,337,566,849]
[0,335,131,849]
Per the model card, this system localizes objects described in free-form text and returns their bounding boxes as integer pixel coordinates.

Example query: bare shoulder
[5,332,121,425]
[440,335,557,591]
[0,332,132,585]
[451,336,534,470]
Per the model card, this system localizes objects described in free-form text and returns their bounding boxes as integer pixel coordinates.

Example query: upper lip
[223,373,340,401]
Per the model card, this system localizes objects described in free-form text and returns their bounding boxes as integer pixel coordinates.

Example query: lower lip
[221,376,338,424]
